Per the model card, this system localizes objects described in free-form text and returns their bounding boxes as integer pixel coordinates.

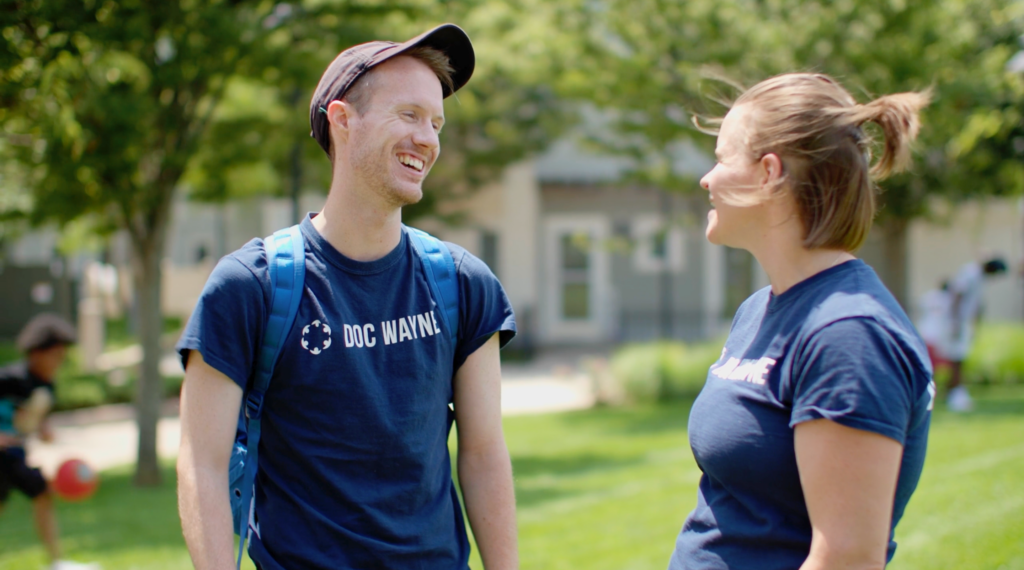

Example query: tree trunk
[132,235,166,486]
[879,217,910,310]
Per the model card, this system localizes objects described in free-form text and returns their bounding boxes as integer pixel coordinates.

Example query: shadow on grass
[511,454,648,508]
[549,399,696,437]
[0,463,184,557]
[512,453,642,480]
[514,485,586,509]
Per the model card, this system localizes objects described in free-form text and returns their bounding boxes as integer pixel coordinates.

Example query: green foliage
[964,322,1024,384]
[0,341,20,365]
[610,339,721,402]
[374,0,581,222]
[183,0,579,222]
[51,345,183,411]
[0,0,414,481]
[554,0,1024,216]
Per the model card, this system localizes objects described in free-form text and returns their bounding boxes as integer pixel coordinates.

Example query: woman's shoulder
[806,262,911,332]
[800,264,932,376]
[735,285,773,317]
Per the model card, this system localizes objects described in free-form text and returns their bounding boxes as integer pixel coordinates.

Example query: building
[4,140,1021,354]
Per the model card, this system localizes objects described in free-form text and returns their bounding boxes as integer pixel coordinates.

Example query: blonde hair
[706,73,930,251]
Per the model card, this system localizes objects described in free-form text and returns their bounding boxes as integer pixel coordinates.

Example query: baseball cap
[309,23,475,155]
[16,313,77,353]
[983,257,1008,275]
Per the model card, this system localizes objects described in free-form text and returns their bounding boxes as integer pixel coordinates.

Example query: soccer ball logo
[301,319,332,355]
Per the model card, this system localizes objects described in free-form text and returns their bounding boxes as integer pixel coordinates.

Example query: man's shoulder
[224,237,271,272]
[207,239,272,292]
[440,240,499,284]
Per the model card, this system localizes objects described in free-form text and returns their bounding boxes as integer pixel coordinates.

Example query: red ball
[52,459,99,501]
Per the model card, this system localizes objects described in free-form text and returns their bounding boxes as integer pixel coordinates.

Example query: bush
[44,347,183,411]
[610,321,1024,404]
[963,323,1024,384]
[610,340,723,403]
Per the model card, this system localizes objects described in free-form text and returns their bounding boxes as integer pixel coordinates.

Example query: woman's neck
[748,232,855,295]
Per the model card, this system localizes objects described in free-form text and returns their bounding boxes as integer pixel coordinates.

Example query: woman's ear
[760,152,784,188]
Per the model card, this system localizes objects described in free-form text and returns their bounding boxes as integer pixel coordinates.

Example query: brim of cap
[377,23,475,98]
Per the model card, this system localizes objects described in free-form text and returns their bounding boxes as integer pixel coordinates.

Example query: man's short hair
[16,313,77,353]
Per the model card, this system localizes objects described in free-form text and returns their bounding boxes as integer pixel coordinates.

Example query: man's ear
[327,100,353,143]
[760,152,783,188]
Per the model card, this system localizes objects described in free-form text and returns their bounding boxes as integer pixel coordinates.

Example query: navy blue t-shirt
[177,215,515,570]
[669,260,933,570]
[0,362,55,446]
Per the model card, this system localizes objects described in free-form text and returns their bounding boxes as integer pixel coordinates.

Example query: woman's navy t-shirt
[177,215,515,570]
[669,260,934,570]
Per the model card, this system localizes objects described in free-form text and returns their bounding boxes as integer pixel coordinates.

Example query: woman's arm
[795,418,903,570]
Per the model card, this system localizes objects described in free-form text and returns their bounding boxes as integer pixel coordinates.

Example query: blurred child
[917,280,952,370]
[0,313,100,570]
[943,257,1008,411]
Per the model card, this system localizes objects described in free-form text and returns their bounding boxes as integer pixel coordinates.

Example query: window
[632,215,685,273]
[561,232,591,320]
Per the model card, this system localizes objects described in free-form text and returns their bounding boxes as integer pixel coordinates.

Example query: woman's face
[700,105,767,248]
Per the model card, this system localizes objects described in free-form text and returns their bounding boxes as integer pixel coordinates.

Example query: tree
[0,0,396,485]
[1,0,577,485]
[554,0,1024,305]
[185,0,578,226]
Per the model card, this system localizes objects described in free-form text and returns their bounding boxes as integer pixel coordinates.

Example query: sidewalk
[26,350,603,475]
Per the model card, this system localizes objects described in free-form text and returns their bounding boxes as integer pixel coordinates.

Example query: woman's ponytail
[852,90,932,179]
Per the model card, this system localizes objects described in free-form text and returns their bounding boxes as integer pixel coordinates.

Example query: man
[176,24,518,570]
[942,256,1008,411]
[0,313,99,570]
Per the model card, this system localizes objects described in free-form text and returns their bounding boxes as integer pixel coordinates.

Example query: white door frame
[542,214,610,343]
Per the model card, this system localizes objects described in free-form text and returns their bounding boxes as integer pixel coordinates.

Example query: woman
[669,74,935,570]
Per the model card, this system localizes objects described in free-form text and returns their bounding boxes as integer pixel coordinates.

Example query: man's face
[28,344,67,381]
[344,56,445,207]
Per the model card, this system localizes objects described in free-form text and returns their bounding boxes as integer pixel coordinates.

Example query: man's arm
[177,349,244,570]
[795,419,903,570]
[453,334,518,570]
[38,418,54,443]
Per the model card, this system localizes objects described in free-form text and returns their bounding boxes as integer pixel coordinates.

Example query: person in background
[669,73,935,570]
[0,313,100,570]
[943,257,1008,412]
[917,279,952,371]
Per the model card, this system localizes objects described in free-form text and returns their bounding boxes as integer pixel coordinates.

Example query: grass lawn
[1,385,1022,569]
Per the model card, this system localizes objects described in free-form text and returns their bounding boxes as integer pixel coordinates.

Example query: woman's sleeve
[790,318,915,444]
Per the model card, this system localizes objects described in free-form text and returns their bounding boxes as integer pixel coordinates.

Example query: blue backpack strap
[406,226,459,344]
[235,224,305,569]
